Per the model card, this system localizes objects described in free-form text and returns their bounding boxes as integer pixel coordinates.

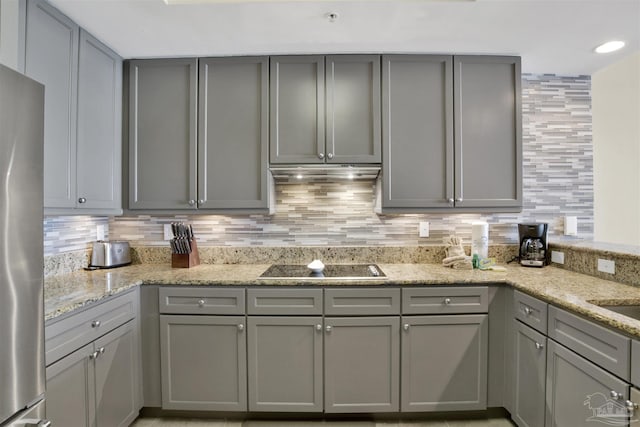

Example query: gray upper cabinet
[381,55,454,209]
[128,58,198,210]
[270,55,381,164]
[382,55,522,212]
[453,56,522,209]
[198,57,269,210]
[401,314,488,412]
[25,0,78,209]
[25,0,123,213]
[76,29,122,212]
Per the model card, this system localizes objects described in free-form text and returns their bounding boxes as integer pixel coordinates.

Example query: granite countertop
[44,263,640,339]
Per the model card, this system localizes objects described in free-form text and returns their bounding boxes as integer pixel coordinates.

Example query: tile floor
[131,416,516,427]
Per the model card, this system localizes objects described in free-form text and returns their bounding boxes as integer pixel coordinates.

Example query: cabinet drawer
[514,290,548,334]
[45,290,136,366]
[247,288,322,315]
[548,306,630,380]
[159,287,245,315]
[402,287,488,314]
[324,288,400,315]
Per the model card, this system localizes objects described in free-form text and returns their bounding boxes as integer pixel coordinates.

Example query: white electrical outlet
[96,225,105,241]
[163,224,173,241]
[597,259,615,275]
[419,222,430,238]
[551,250,565,264]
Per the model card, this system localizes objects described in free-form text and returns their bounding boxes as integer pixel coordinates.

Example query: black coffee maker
[518,223,548,267]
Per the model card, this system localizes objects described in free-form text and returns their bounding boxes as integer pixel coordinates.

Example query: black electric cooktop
[259,264,386,280]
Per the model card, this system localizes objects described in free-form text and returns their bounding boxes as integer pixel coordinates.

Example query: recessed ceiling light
[594,41,625,54]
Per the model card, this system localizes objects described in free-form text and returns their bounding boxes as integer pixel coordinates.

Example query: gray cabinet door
[247,316,323,412]
[198,57,269,210]
[76,29,122,211]
[129,58,198,210]
[454,56,522,209]
[159,315,247,411]
[325,55,381,164]
[513,321,547,427]
[401,314,488,412]
[270,56,325,164]
[381,55,454,209]
[94,320,140,427]
[25,0,78,208]
[546,340,630,427]
[324,316,400,413]
[45,342,95,427]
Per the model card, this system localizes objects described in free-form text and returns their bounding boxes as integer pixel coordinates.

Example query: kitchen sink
[597,304,640,321]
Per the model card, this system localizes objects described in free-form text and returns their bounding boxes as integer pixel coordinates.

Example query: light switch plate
[163,224,173,241]
[419,222,429,238]
[551,251,565,264]
[597,259,615,274]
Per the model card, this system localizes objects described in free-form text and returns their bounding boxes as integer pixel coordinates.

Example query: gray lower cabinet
[128,58,198,210]
[46,320,140,427]
[401,314,488,412]
[546,340,630,427]
[453,56,522,209]
[513,320,547,427]
[324,316,400,413]
[159,314,247,411]
[270,55,381,164]
[247,316,323,412]
[25,0,78,209]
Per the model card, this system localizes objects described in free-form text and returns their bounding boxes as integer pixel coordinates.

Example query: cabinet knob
[188,199,196,206]
[91,320,101,328]
[325,325,332,333]
[89,351,99,360]
[444,298,452,305]
[327,153,334,160]
[198,199,204,205]
[535,342,544,350]
[237,324,244,332]
[524,307,533,315]
[316,324,322,331]
[98,347,105,355]
[610,390,623,400]
[318,153,325,160]
[447,198,454,204]
[198,299,205,307]
[78,197,87,204]
[625,400,638,414]
[455,198,463,202]
[403,323,410,331]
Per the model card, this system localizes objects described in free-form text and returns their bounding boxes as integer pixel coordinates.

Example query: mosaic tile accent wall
[43,74,593,256]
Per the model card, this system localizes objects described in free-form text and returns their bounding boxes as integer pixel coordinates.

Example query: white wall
[592,52,640,245]
[0,0,25,72]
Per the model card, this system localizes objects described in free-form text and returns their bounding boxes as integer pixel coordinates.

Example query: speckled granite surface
[44,263,640,339]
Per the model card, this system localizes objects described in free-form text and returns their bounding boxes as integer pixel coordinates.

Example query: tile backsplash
[44,73,593,256]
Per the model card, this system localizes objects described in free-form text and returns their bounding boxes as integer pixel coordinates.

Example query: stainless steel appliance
[518,223,548,267]
[0,64,49,426]
[259,264,386,280]
[90,240,131,268]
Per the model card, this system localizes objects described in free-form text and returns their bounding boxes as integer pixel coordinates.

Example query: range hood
[269,164,381,182]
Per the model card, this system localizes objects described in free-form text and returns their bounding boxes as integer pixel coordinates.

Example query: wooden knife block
[171,238,200,268]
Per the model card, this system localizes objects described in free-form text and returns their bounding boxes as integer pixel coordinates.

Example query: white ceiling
[48,0,640,75]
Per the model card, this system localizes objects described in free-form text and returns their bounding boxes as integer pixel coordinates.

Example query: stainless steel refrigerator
[0,63,49,426]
